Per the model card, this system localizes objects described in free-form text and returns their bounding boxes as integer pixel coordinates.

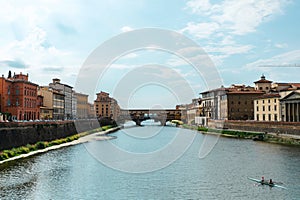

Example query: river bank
[180,124,300,146]
[0,126,120,165]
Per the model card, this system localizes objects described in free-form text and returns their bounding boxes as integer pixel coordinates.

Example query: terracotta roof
[227,91,265,94]
[291,83,300,88]
[254,79,272,83]
[256,93,281,99]
[200,87,228,94]
[254,75,272,83]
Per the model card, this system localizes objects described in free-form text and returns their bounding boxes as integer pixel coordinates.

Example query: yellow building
[76,92,89,119]
[94,91,120,119]
[37,86,54,120]
[254,93,281,121]
[94,91,112,118]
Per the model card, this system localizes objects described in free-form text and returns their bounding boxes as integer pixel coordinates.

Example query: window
[7,99,11,106]
[16,98,19,106]
[263,114,265,121]
[268,114,271,121]
[257,114,259,121]
[263,106,265,111]
[268,99,270,103]
[259,87,263,90]
[257,100,259,104]
[262,100,264,104]
[257,106,259,111]
[274,114,278,121]
[268,106,271,111]
[274,99,277,103]
[274,105,277,111]
[238,101,241,104]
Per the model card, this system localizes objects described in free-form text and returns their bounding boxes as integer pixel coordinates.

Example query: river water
[0,126,299,199]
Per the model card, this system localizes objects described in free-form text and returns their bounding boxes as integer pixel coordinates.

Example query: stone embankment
[0,120,100,151]
[207,120,300,145]
[208,120,300,137]
[0,126,120,165]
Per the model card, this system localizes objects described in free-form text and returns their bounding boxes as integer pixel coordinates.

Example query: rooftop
[254,74,272,84]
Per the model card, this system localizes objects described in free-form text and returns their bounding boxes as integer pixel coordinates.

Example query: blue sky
[0,0,299,108]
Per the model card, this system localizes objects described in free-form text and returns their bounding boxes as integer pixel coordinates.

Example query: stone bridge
[118,109,183,126]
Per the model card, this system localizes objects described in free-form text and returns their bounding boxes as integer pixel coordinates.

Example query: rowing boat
[247,177,287,189]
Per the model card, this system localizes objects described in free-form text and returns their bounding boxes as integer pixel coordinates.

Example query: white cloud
[180,22,220,39]
[166,57,187,67]
[274,43,288,48]
[204,44,254,55]
[183,0,289,67]
[186,0,288,35]
[185,0,214,15]
[244,49,300,69]
[121,26,134,32]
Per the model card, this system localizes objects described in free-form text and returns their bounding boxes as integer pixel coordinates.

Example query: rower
[269,179,273,185]
[261,176,265,184]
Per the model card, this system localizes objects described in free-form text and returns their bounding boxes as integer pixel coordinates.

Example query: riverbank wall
[0,120,100,151]
[208,120,300,136]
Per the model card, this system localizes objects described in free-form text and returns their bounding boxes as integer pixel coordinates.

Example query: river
[0,126,299,199]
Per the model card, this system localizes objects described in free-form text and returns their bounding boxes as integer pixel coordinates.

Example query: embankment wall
[208,120,300,135]
[0,120,100,151]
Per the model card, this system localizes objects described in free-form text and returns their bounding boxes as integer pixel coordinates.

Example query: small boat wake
[247,177,287,190]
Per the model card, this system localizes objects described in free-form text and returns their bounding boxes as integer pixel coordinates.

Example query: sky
[0,0,299,108]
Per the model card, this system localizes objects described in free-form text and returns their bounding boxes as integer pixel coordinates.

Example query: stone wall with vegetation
[0,120,100,151]
[208,120,300,135]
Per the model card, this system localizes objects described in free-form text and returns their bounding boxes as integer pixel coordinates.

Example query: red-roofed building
[200,84,264,120]
[0,72,40,121]
[254,74,272,93]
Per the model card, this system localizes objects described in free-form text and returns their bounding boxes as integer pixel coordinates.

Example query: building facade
[0,72,40,121]
[280,91,300,122]
[94,91,120,119]
[200,87,227,120]
[72,91,77,119]
[49,78,73,119]
[76,92,89,119]
[110,98,120,120]
[95,91,111,118]
[200,84,263,120]
[87,103,96,118]
[37,86,54,120]
[52,90,65,120]
[254,75,272,93]
[254,93,281,121]
[226,90,264,120]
